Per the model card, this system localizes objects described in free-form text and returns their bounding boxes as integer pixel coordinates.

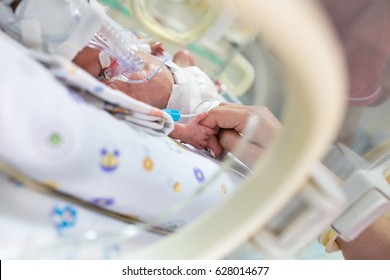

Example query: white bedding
[0,31,245,259]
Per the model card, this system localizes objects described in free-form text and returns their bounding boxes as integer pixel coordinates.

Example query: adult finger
[202,105,281,149]
[200,104,256,133]
[219,129,266,168]
[242,106,281,148]
[207,134,223,157]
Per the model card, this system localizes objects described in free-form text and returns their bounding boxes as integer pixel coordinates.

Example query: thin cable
[117,57,169,84]
[179,99,215,119]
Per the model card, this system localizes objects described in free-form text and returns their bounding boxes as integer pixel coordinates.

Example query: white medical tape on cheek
[99,51,111,68]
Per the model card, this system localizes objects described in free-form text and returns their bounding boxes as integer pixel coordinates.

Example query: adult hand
[201,104,281,167]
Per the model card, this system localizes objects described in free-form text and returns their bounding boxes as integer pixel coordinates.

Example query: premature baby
[73,44,225,156]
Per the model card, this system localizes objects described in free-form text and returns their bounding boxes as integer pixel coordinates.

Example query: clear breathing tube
[118,57,169,84]
[89,21,144,76]
[89,21,167,84]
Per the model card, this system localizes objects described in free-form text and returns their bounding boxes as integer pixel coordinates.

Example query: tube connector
[163,109,181,122]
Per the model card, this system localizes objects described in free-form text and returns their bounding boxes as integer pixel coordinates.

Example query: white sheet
[0,31,245,259]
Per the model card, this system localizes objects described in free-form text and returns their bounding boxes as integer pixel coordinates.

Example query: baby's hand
[179,113,215,150]
[214,79,222,94]
[150,41,165,56]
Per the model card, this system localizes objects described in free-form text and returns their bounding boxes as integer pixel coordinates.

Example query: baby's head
[73,47,173,109]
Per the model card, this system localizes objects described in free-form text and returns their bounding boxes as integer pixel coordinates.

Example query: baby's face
[73,47,102,78]
[73,47,173,109]
[107,77,172,109]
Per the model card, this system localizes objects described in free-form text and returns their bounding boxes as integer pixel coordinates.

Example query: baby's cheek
[106,81,130,95]
[72,47,102,77]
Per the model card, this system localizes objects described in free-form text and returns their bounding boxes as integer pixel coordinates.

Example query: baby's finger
[202,126,215,136]
[200,106,253,133]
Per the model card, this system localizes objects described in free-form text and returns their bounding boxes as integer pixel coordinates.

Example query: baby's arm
[168,112,215,150]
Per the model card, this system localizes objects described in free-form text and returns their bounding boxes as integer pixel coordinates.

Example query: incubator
[0,0,390,260]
